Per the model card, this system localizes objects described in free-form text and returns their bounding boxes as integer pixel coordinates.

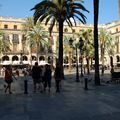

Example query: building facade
[106,21,120,66]
[0,16,120,67]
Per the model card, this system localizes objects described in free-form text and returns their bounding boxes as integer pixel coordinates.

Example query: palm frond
[73,2,89,13]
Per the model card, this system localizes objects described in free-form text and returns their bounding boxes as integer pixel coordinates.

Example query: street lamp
[69,37,80,82]
[68,38,73,72]
[79,37,84,77]
[20,50,23,65]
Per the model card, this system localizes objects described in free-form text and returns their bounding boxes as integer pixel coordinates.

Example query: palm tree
[22,17,35,65]
[99,28,113,75]
[107,39,115,57]
[31,0,89,78]
[0,32,11,54]
[94,0,100,85]
[63,35,72,71]
[22,17,34,34]
[25,22,48,62]
[0,31,11,64]
[77,29,94,74]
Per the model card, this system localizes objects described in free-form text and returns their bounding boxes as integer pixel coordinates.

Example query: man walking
[32,62,42,93]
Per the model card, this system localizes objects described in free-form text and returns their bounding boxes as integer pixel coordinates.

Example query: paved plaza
[0,70,120,120]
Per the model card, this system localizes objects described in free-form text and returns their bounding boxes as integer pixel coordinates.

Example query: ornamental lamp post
[69,37,80,82]
[79,37,84,77]
[69,38,73,72]
[20,50,23,65]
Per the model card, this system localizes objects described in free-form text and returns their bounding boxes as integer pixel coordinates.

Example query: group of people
[3,62,62,94]
[31,62,62,93]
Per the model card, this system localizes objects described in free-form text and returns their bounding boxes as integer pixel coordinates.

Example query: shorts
[33,78,42,84]
[5,79,13,84]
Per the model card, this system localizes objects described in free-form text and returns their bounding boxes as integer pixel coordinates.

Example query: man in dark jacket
[32,62,42,93]
[43,65,52,92]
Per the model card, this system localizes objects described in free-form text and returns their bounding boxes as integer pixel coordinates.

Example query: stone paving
[0,70,120,120]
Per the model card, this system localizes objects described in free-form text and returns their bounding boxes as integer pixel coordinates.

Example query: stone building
[0,16,119,68]
[106,21,120,68]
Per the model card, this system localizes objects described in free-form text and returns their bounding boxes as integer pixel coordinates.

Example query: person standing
[4,65,13,94]
[54,64,62,92]
[16,69,19,77]
[41,65,45,83]
[31,62,42,93]
[43,65,52,92]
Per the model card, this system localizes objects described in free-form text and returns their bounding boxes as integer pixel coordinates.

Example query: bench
[111,72,120,83]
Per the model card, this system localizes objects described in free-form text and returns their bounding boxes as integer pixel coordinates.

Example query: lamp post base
[80,73,84,77]
[76,79,80,82]
[76,70,80,82]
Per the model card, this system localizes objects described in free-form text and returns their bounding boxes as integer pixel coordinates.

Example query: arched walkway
[39,56,45,61]
[32,56,37,61]
[12,56,19,61]
[116,55,120,62]
[23,56,28,61]
[2,55,9,61]
[12,56,19,65]
[48,56,53,64]
[2,56,10,65]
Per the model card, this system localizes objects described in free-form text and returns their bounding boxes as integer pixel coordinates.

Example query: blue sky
[0,0,119,24]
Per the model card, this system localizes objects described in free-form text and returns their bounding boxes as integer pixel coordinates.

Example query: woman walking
[4,65,13,94]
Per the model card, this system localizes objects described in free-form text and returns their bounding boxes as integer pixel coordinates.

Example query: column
[19,34,23,51]
[9,34,13,51]
[52,35,57,66]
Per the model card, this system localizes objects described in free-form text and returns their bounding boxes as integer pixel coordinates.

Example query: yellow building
[106,21,120,66]
[0,16,120,67]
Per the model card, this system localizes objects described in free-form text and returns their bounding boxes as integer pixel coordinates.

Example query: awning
[2,61,11,65]
[23,61,29,64]
[13,60,19,65]
[39,60,49,66]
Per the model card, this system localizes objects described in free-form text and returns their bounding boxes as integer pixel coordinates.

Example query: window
[79,29,84,32]
[22,35,26,41]
[72,29,75,33]
[14,25,17,30]
[64,28,68,32]
[3,34,9,40]
[116,28,118,32]
[48,46,52,53]
[4,24,8,29]
[13,44,18,52]
[13,34,19,43]
[116,36,119,53]
[116,56,120,62]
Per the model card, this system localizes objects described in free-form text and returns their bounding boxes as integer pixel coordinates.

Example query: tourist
[4,65,13,94]
[43,64,52,92]
[16,69,19,77]
[31,62,42,93]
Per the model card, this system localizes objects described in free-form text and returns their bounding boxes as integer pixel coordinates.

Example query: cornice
[0,16,25,23]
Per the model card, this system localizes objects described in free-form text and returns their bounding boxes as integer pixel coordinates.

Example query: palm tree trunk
[94,0,100,85]
[30,48,32,66]
[36,44,39,63]
[101,47,105,75]
[90,57,94,70]
[86,57,90,74]
[69,51,72,72]
[58,20,64,78]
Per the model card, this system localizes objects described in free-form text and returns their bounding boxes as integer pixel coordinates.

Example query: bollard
[24,80,28,94]
[84,78,88,90]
